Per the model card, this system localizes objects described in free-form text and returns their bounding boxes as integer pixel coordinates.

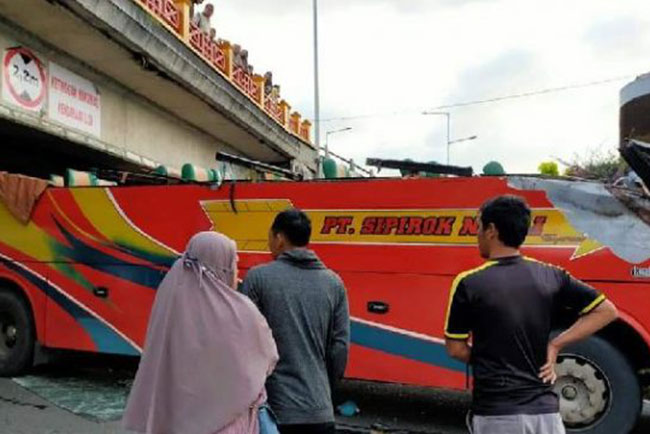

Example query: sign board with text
[2,47,47,112]
[48,62,101,137]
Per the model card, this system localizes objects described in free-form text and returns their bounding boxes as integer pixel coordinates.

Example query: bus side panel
[339,271,466,387]
[42,264,145,356]
[591,281,650,345]
[347,344,467,390]
[44,295,97,352]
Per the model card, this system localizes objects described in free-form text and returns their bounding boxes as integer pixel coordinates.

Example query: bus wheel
[0,290,34,377]
[554,335,641,434]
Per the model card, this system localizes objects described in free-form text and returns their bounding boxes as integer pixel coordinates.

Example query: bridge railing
[133,0,312,144]
[140,0,181,31]
[188,22,229,75]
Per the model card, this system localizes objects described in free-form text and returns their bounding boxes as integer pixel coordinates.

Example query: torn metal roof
[509,176,650,264]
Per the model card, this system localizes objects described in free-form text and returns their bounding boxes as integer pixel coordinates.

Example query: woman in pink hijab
[123,231,279,434]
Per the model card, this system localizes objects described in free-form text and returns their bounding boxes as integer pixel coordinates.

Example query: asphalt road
[336,381,650,434]
[0,361,649,434]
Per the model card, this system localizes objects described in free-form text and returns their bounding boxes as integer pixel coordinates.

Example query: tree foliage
[538,161,559,176]
[564,149,626,182]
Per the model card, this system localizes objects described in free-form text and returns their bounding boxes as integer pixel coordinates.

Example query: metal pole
[313,0,321,149]
[446,113,451,166]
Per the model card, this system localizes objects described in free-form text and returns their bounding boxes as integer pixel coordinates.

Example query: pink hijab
[123,232,278,434]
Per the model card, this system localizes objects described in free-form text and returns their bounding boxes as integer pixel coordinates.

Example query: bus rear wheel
[0,289,34,377]
[554,335,641,434]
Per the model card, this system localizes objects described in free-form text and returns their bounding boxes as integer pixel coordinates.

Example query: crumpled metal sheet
[509,177,650,264]
[621,139,650,189]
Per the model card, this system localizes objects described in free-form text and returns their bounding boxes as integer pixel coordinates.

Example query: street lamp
[422,111,477,165]
[449,135,478,145]
[447,134,478,165]
[324,127,352,157]
[313,0,321,148]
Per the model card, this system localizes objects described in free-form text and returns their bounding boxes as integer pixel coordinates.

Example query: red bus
[0,174,648,433]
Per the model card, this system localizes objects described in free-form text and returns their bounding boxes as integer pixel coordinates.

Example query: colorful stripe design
[0,256,139,355]
[351,318,466,373]
[0,187,471,369]
[53,220,168,290]
[0,188,179,356]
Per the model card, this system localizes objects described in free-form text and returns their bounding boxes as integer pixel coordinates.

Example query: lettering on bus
[319,214,547,238]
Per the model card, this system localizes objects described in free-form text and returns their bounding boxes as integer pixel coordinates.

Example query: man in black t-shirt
[444,195,618,434]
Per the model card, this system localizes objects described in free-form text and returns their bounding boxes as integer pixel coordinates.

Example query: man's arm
[540,273,618,383]
[445,339,471,363]
[240,269,262,308]
[327,285,350,382]
[540,300,617,383]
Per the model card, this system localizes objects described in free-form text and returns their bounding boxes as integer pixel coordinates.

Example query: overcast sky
[215,0,650,174]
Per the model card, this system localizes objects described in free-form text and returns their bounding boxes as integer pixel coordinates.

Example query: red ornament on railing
[289,117,299,134]
[232,65,256,100]
[213,45,226,73]
[265,99,284,125]
[189,23,227,74]
[251,80,261,104]
[189,22,208,54]
[300,123,311,142]
[139,0,180,31]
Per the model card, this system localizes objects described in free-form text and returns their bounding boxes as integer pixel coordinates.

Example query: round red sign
[3,47,46,109]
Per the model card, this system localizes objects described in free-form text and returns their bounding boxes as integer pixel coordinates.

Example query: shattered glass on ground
[12,356,136,422]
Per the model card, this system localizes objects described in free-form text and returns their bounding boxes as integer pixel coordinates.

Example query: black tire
[555,335,641,434]
[0,289,35,377]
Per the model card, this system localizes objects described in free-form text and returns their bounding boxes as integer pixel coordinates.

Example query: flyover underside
[0,118,140,179]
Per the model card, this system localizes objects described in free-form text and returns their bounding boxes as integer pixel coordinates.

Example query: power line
[320,74,636,123]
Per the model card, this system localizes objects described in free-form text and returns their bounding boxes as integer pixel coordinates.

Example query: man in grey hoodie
[242,208,350,434]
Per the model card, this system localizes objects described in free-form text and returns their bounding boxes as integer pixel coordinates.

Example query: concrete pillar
[219,40,233,78]
[279,100,291,128]
[300,119,312,142]
[290,112,301,134]
[253,74,265,106]
[174,0,192,42]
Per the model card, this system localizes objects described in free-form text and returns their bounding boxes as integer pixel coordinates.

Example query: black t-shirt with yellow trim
[444,255,605,416]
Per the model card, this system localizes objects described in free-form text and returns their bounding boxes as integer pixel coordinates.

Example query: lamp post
[313,0,321,149]
[322,127,373,177]
[324,127,352,158]
[422,111,477,165]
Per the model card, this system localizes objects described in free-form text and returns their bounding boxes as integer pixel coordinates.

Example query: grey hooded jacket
[241,249,350,425]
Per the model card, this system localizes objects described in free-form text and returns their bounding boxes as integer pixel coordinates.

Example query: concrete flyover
[0,0,317,179]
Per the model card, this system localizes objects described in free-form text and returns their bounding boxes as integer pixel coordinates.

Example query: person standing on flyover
[242,208,350,434]
[444,195,618,434]
[192,2,214,34]
[189,0,205,19]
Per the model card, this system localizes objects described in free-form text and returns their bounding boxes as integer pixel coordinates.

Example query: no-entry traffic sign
[2,47,47,112]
